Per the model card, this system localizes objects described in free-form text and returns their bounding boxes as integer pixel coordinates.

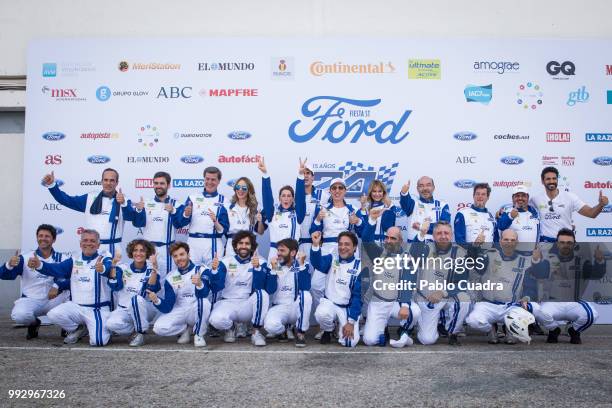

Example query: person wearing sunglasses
[531,166,609,243]
[225,177,262,257]
[497,185,540,252]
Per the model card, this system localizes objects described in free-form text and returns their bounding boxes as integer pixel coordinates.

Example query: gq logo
[546,61,576,76]
[289,96,412,144]
[313,161,399,199]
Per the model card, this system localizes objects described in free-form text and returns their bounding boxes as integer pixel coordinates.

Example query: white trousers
[416,292,470,345]
[314,297,360,348]
[540,301,599,332]
[47,301,111,346]
[362,301,421,346]
[153,298,211,337]
[264,291,313,335]
[11,291,70,326]
[209,290,269,330]
[107,295,159,335]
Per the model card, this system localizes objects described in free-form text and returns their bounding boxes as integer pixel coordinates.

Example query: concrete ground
[0,320,611,408]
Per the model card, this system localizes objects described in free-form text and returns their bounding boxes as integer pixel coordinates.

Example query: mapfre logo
[44,154,62,165]
[200,88,258,97]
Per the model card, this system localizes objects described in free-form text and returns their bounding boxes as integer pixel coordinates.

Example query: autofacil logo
[586,228,612,237]
[180,155,204,164]
[546,132,571,142]
[289,96,412,145]
[157,87,191,99]
[567,86,589,106]
[42,63,56,77]
[42,132,65,141]
[453,131,477,141]
[310,61,395,77]
[585,133,612,142]
[81,132,119,141]
[593,156,612,166]
[516,82,543,110]
[494,133,529,141]
[138,125,160,147]
[454,179,477,189]
[500,156,524,165]
[218,154,261,164]
[198,62,255,71]
[473,60,520,74]
[464,84,492,104]
[227,131,251,140]
[408,59,440,79]
[173,131,212,139]
[41,86,86,102]
[584,181,612,189]
[546,61,576,79]
[271,57,294,80]
[127,156,170,164]
[87,155,111,164]
[200,88,258,97]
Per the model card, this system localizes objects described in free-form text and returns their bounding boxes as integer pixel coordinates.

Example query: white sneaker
[64,325,87,344]
[314,330,324,340]
[177,328,191,344]
[286,326,295,340]
[224,328,236,343]
[251,330,267,346]
[235,322,248,338]
[505,333,517,344]
[390,333,414,348]
[129,333,144,347]
[194,334,207,347]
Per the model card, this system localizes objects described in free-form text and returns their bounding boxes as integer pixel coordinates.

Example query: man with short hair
[454,182,498,245]
[531,166,609,242]
[41,168,135,256]
[0,224,70,339]
[32,229,114,346]
[176,166,229,266]
[497,185,540,250]
[399,177,451,242]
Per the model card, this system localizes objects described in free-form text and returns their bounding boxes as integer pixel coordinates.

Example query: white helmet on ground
[504,306,535,344]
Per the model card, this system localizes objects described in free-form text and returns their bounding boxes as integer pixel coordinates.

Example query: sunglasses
[548,200,554,213]
[234,185,248,192]
[330,185,346,191]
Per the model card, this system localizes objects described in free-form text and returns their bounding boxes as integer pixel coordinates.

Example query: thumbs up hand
[599,190,609,207]
[9,250,20,267]
[27,252,41,269]
[191,269,203,287]
[146,289,159,303]
[211,253,219,271]
[116,188,126,205]
[251,252,260,269]
[401,180,410,195]
[95,255,104,273]
[184,202,193,217]
[42,171,55,187]
[135,196,145,211]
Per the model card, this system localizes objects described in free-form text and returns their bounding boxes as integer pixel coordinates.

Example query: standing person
[497,185,540,248]
[298,165,329,260]
[128,172,185,275]
[357,180,397,244]
[106,239,161,347]
[32,229,114,346]
[225,177,261,257]
[149,242,218,347]
[258,157,306,262]
[263,238,312,347]
[41,169,134,256]
[531,166,609,242]
[176,166,229,266]
[399,177,451,242]
[311,231,362,348]
[0,224,70,339]
[454,182,498,245]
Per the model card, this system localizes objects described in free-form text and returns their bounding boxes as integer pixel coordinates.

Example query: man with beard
[361,209,420,348]
[400,177,451,242]
[531,167,609,242]
[208,231,271,347]
[0,224,70,339]
[454,183,498,245]
[497,185,540,251]
[263,238,312,347]
[127,172,185,275]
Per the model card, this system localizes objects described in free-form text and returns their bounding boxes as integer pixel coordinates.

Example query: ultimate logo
[313,161,399,198]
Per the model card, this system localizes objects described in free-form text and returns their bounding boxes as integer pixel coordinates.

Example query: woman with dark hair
[225,177,262,257]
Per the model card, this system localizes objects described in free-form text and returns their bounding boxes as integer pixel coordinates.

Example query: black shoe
[437,323,448,337]
[448,334,461,346]
[531,322,545,336]
[277,332,289,343]
[546,327,561,343]
[295,332,306,348]
[208,325,220,338]
[568,327,582,344]
[26,318,41,340]
[320,331,332,345]
[60,329,67,338]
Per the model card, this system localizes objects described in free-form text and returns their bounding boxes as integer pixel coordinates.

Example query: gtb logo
[157,87,192,99]
[546,61,576,77]
[44,154,62,165]
[456,156,476,164]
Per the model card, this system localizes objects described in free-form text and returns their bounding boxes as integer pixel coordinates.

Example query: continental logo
[310,61,395,76]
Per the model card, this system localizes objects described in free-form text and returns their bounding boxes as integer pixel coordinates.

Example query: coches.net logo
[288,96,412,145]
[464,84,492,104]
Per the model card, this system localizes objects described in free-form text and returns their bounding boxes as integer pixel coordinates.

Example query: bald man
[361,209,420,347]
[400,176,451,242]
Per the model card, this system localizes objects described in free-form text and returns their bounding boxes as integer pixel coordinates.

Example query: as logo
[313,161,399,199]
[44,154,62,165]
[546,61,576,77]
[157,87,192,99]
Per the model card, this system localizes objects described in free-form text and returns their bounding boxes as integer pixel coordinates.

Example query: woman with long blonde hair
[357,180,397,243]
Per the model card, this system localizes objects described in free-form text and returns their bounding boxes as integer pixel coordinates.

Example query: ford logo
[593,156,612,166]
[228,131,252,140]
[54,226,64,235]
[226,178,238,188]
[453,131,477,141]
[454,179,477,189]
[602,205,612,213]
[42,132,66,141]
[180,155,204,164]
[500,156,524,165]
[87,155,111,164]
[40,178,64,188]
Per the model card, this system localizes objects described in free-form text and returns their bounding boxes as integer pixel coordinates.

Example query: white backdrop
[23,38,612,319]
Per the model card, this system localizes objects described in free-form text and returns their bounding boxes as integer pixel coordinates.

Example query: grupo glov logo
[464,84,492,104]
[87,155,111,164]
[42,132,66,141]
[500,156,524,165]
[228,131,252,140]
[593,156,612,166]
[180,155,204,164]
[289,96,412,144]
[454,179,477,189]
[453,131,477,141]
